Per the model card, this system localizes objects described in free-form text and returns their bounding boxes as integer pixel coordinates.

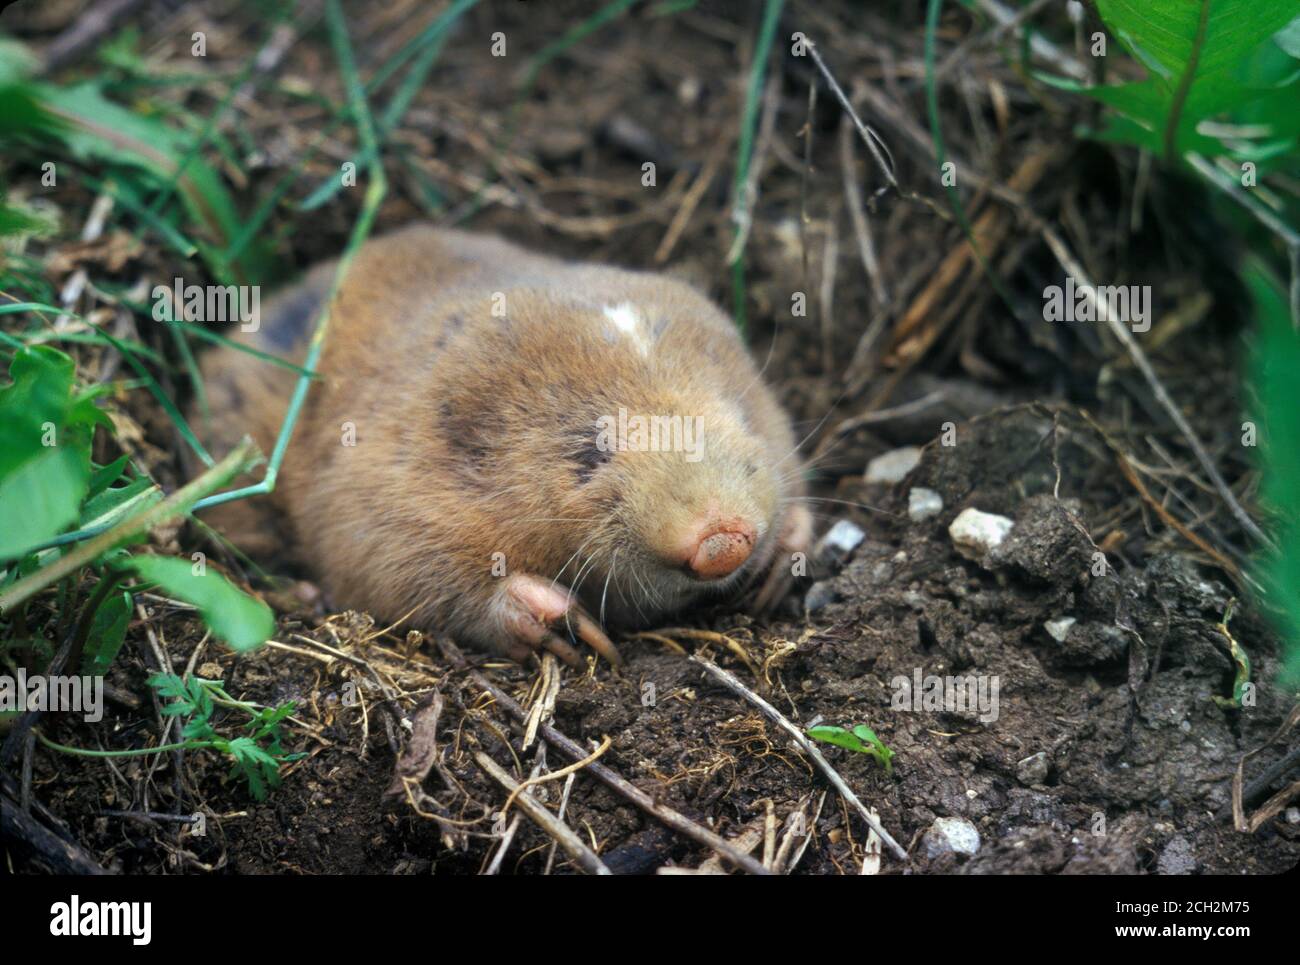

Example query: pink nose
[687,520,757,580]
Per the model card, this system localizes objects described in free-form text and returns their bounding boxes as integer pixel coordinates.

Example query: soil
[3,0,1297,875]
[20,407,1299,875]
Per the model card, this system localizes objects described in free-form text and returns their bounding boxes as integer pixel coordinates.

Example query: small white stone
[948,508,1014,560]
[818,519,865,556]
[921,816,981,858]
[908,487,944,522]
[864,446,922,485]
[1285,807,1300,824]
[1044,617,1076,642]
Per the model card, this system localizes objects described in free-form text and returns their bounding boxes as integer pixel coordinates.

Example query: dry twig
[476,750,612,875]
[437,639,771,875]
[1042,228,1271,550]
[688,655,908,861]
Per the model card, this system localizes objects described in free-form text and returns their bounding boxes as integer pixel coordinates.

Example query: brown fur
[194,225,808,654]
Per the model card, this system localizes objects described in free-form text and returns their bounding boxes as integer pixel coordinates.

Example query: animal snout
[686,519,757,580]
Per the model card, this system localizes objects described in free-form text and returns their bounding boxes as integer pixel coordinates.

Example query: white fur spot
[603,303,652,357]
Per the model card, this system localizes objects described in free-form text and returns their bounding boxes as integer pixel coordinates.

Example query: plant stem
[0,437,258,617]
[36,730,216,758]
[1163,0,1210,165]
[193,3,389,513]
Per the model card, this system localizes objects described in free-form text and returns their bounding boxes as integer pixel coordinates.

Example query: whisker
[547,504,619,593]
[783,495,901,518]
[771,403,845,473]
[736,313,783,403]
[549,527,603,599]
[628,563,652,621]
[573,549,601,600]
[600,547,619,627]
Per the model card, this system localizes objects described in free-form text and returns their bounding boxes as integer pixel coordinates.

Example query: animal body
[196,225,810,665]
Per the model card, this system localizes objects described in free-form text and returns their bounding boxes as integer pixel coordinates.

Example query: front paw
[493,572,622,668]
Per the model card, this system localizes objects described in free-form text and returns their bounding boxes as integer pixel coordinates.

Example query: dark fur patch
[432,313,465,352]
[439,398,501,482]
[567,421,612,484]
[262,283,325,351]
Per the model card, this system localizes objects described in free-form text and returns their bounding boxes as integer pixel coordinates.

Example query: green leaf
[248,701,295,741]
[0,345,76,479]
[81,588,133,676]
[182,717,216,740]
[225,736,281,800]
[0,345,113,557]
[808,723,895,774]
[80,475,158,524]
[187,676,214,722]
[122,556,274,651]
[148,673,222,730]
[1080,0,1300,158]
[0,200,56,238]
[0,443,92,559]
[0,37,52,142]
[87,455,132,499]
[1097,0,1300,110]
[147,672,198,717]
[146,672,187,700]
[852,725,896,774]
[79,477,163,533]
[1247,263,1300,686]
[807,725,869,754]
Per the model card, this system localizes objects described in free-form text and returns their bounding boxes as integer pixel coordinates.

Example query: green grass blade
[730,0,784,335]
[299,0,477,212]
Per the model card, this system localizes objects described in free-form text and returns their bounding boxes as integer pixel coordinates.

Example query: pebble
[908,487,944,521]
[948,508,1015,561]
[1157,835,1197,875]
[1044,617,1076,642]
[920,816,981,858]
[815,519,866,565]
[865,446,922,484]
